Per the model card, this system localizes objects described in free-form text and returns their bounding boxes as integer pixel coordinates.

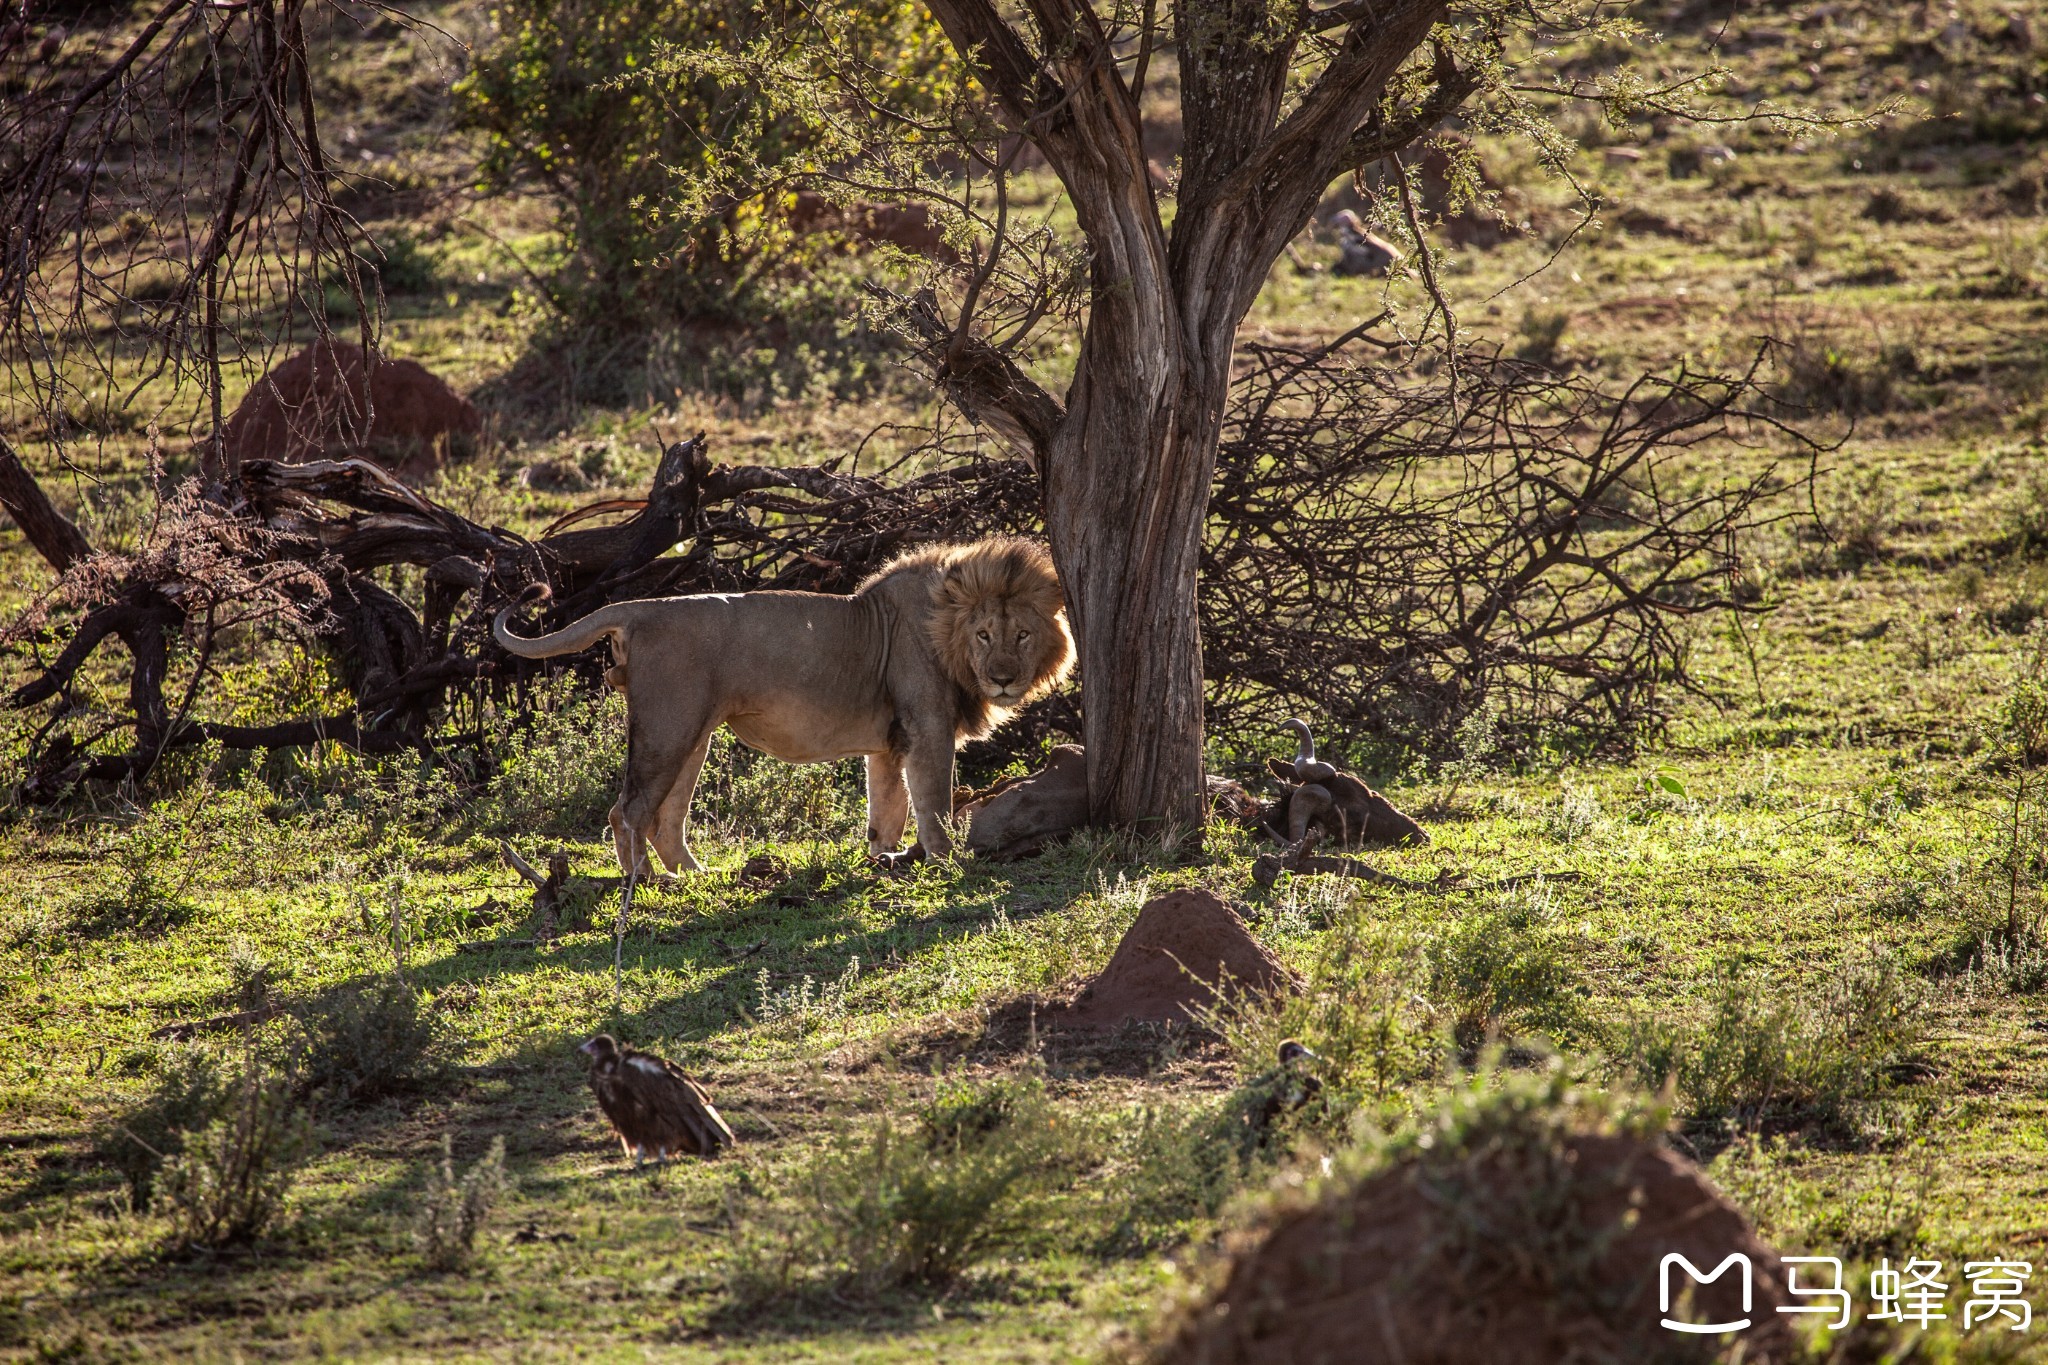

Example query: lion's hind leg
[613,704,716,878]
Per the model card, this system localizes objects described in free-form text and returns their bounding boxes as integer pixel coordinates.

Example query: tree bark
[1045,362,1223,833]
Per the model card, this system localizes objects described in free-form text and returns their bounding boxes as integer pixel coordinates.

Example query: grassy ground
[6,0,2048,1358]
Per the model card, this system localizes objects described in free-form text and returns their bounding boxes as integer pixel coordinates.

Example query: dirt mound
[215,339,481,480]
[1147,1130,1795,1365]
[1048,889,1297,1030]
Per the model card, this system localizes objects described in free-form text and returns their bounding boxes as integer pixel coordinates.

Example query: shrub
[413,1134,509,1273]
[157,1060,315,1250]
[728,1074,1070,1300]
[1093,1100,1245,1255]
[96,1047,235,1210]
[1821,464,1903,564]
[1955,926,2048,995]
[1215,914,1436,1127]
[2006,458,2048,554]
[1780,343,1912,420]
[69,809,202,938]
[1424,887,1590,1051]
[1540,786,1604,842]
[323,228,440,318]
[454,0,948,324]
[1607,951,1925,1141]
[290,977,444,1105]
[479,676,625,838]
[1514,306,1571,366]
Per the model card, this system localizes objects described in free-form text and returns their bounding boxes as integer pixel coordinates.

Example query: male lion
[492,538,1074,877]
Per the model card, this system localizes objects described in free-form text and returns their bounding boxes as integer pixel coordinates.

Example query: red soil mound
[1053,889,1297,1029]
[215,340,481,481]
[1147,1130,1795,1365]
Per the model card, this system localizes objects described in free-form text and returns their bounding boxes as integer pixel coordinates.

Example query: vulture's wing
[653,1056,736,1155]
[621,1053,735,1155]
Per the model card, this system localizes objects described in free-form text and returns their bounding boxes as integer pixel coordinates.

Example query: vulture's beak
[577,1039,602,1059]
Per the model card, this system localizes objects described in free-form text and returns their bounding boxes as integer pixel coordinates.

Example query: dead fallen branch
[1204,338,1823,759]
[5,334,1817,801]
[5,434,1041,798]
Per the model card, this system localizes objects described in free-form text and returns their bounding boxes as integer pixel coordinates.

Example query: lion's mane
[859,536,1075,740]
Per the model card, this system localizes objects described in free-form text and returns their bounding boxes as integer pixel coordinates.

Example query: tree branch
[921,0,1065,137]
[869,286,1065,470]
[0,437,93,572]
[1341,58,1483,170]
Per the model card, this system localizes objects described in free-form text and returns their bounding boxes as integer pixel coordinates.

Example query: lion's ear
[937,561,972,605]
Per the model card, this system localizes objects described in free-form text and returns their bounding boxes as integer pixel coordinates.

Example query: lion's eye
[977,630,991,643]
[1016,630,1030,643]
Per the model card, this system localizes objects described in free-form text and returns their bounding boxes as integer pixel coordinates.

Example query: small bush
[1862,185,1951,225]
[728,1074,1070,1300]
[290,977,444,1104]
[1955,925,2048,995]
[1424,887,1590,1051]
[696,729,862,844]
[413,1134,509,1273]
[157,1060,315,1250]
[1216,914,1436,1126]
[360,229,440,296]
[479,676,625,837]
[69,819,200,939]
[96,1047,235,1209]
[1540,786,1604,842]
[1780,344,1910,421]
[323,229,440,316]
[1861,857,1968,921]
[2005,458,2048,554]
[1514,306,1571,366]
[1607,951,1925,1141]
[1094,1100,1244,1254]
[225,940,282,1012]
[1822,464,1903,564]
[2002,675,2048,765]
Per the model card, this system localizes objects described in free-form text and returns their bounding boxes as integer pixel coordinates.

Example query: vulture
[578,1034,735,1165]
[1330,210,1404,277]
[1280,717,1339,785]
[1237,1039,1326,1152]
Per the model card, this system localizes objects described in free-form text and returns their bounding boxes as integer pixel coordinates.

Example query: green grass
[8,0,2048,1357]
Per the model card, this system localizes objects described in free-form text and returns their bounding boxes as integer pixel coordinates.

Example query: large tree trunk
[1046,339,1229,835]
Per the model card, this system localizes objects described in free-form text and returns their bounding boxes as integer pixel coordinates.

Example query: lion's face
[960,596,1068,706]
[918,539,1076,722]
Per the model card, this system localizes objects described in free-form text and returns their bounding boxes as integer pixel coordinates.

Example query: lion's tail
[492,600,634,659]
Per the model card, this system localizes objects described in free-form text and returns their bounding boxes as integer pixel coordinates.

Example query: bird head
[578,1034,621,1068]
[1278,1039,1322,1067]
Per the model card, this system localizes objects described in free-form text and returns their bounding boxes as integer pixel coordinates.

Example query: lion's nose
[987,669,1018,687]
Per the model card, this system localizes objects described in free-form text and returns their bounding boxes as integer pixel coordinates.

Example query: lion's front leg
[864,753,910,856]
[903,739,959,859]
